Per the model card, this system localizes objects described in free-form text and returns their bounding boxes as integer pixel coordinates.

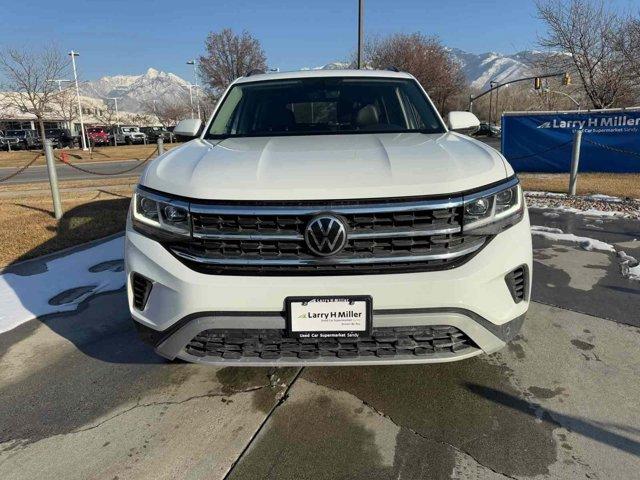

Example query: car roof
[233,68,415,85]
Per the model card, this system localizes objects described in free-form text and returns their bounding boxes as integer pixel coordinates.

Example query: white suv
[125,69,531,366]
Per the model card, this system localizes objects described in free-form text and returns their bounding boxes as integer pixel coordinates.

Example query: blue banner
[501,109,640,173]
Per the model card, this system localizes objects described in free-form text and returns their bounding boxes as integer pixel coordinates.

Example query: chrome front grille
[166,195,489,275]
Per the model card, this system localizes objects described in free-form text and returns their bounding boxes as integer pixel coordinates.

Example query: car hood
[140,132,511,201]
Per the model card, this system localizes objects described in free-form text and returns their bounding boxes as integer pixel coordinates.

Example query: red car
[85,127,110,146]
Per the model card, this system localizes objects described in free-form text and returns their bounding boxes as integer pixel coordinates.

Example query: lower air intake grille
[185,326,477,360]
[132,273,152,310]
[505,265,528,303]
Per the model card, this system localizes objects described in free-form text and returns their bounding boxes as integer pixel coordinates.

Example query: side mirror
[173,119,202,138]
[446,111,480,135]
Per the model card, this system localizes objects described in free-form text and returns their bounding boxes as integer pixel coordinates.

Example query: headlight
[132,187,190,238]
[463,180,523,234]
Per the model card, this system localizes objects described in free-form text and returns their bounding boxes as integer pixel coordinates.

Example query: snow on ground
[526,191,640,219]
[0,236,125,334]
[530,226,616,252]
[618,251,640,281]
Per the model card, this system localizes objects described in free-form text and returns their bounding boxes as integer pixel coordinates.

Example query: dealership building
[0,93,156,133]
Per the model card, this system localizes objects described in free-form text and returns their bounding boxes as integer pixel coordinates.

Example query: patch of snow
[628,264,640,281]
[618,251,640,281]
[586,194,624,202]
[0,237,125,335]
[530,226,616,252]
[525,191,567,198]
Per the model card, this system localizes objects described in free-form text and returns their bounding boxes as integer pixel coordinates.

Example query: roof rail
[245,69,265,77]
[385,66,400,72]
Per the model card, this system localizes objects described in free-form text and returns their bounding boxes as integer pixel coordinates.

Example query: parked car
[85,126,111,146]
[474,122,501,137]
[126,69,531,366]
[3,129,41,150]
[116,126,147,144]
[45,128,76,148]
[140,126,172,143]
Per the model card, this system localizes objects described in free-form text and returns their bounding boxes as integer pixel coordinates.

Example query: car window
[207,77,444,138]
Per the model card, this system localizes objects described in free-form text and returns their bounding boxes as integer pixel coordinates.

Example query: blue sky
[2,0,638,81]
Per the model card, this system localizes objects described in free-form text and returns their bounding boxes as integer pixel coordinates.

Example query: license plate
[285,296,372,339]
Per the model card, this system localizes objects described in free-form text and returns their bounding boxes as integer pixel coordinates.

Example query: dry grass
[0,143,179,169]
[0,176,137,196]
[519,173,640,198]
[0,185,132,267]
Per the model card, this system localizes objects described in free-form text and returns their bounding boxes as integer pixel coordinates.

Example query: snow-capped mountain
[81,68,190,113]
[80,49,546,113]
[306,49,544,91]
[448,49,547,90]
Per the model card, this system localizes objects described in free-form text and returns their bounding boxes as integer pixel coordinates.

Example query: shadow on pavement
[466,383,640,456]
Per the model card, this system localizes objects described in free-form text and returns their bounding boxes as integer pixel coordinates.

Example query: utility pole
[187,60,201,121]
[357,0,364,69]
[69,50,88,150]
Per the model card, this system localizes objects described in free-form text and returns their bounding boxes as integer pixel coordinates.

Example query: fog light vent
[132,273,153,310]
[505,265,528,303]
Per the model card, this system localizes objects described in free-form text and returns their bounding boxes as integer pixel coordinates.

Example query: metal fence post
[157,137,164,155]
[44,139,63,220]
[569,129,583,195]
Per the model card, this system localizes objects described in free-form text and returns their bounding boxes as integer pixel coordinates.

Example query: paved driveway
[0,209,639,479]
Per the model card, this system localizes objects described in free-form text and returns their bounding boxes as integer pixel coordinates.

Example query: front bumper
[125,211,532,365]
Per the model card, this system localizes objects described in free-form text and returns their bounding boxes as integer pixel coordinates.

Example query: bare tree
[95,101,121,128]
[0,46,69,147]
[366,33,467,113]
[140,94,191,128]
[50,86,78,130]
[199,28,267,95]
[615,16,640,101]
[536,0,629,109]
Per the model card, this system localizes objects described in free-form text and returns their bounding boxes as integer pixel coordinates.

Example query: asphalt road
[0,160,145,184]
[1,209,639,479]
[0,136,501,184]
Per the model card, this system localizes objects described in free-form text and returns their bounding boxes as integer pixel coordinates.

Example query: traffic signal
[534,77,542,90]
[562,73,571,85]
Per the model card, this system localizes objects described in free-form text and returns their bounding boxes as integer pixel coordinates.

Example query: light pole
[181,84,195,118]
[69,50,88,150]
[51,79,71,92]
[186,60,201,121]
[106,97,121,145]
[357,0,364,69]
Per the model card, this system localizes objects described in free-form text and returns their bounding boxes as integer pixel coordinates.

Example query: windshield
[122,127,139,132]
[7,130,26,137]
[206,77,445,138]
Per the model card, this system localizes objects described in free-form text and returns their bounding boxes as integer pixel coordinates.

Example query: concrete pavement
[1,208,639,479]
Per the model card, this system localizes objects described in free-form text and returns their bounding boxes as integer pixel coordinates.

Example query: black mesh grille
[505,265,528,303]
[184,326,477,360]
[131,273,152,310]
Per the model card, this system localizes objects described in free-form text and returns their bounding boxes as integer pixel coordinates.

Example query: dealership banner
[501,109,640,173]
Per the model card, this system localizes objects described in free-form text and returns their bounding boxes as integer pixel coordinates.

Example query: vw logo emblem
[304,215,348,257]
